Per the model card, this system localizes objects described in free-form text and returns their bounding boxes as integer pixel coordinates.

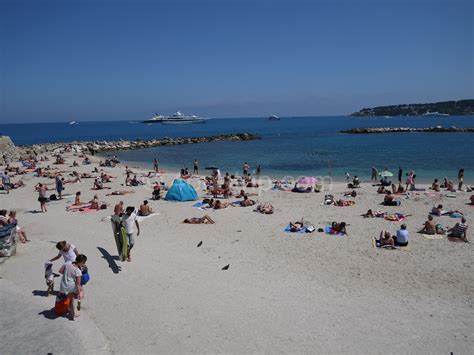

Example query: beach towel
[284,224,310,234]
[79,207,98,213]
[324,225,345,236]
[192,202,206,208]
[422,234,444,240]
[136,212,159,222]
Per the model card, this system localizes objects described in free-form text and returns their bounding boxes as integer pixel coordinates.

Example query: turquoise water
[1,116,473,182]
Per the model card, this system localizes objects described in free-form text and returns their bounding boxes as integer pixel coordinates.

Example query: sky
[1,0,473,123]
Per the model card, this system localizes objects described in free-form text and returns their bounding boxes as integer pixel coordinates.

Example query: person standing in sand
[122,206,140,262]
[193,159,199,175]
[153,158,159,173]
[371,166,378,181]
[458,168,464,191]
[50,241,79,264]
[398,167,403,183]
[2,171,11,194]
[36,183,48,212]
[114,201,124,216]
[243,162,249,178]
[59,254,87,320]
[55,175,64,199]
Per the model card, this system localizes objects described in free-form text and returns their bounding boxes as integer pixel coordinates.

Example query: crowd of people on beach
[1,151,473,323]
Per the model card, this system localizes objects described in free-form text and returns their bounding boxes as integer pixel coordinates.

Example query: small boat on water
[142,111,209,124]
[422,111,450,117]
[268,114,280,121]
[69,121,78,125]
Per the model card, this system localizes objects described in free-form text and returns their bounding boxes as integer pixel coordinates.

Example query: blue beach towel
[284,224,309,234]
[325,225,345,236]
[192,202,206,207]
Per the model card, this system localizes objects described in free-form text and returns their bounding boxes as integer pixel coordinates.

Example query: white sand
[1,152,473,354]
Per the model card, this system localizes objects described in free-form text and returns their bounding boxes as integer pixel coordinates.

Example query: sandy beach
[1,150,473,354]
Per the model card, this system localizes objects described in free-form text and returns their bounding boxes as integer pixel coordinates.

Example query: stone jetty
[16,132,260,157]
[341,126,474,134]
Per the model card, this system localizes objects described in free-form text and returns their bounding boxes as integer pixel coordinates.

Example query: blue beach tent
[165,179,198,201]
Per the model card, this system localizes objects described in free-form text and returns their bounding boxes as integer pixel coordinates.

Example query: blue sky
[1,0,472,123]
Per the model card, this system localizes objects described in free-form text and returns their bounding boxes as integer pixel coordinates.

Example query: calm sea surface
[1,116,474,182]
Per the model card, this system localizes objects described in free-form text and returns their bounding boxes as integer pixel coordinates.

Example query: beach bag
[81,266,90,285]
[49,194,57,201]
[54,293,70,316]
[100,203,107,210]
[305,225,315,233]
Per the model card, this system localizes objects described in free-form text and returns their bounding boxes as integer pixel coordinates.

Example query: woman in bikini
[183,215,215,224]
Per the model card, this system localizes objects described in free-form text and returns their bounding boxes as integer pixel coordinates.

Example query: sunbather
[343,190,357,197]
[420,215,436,235]
[335,199,355,207]
[331,222,348,235]
[363,209,386,218]
[289,219,305,232]
[138,200,153,216]
[447,217,469,242]
[376,230,395,248]
[213,200,232,209]
[255,203,274,214]
[106,190,135,196]
[183,215,215,224]
[240,195,256,207]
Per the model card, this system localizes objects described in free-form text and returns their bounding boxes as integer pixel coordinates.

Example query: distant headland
[350,99,474,117]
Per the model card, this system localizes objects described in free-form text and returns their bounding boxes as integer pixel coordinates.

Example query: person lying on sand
[331,222,348,235]
[431,205,463,217]
[343,190,357,197]
[213,200,233,209]
[240,195,256,207]
[289,219,305,232]
[138,200,153,216]
[335,199,355,207]
[183,215,215,224]
[106,190,135,196]
[235,189,258,198]
[362,209,386,218]
[254,203,274,214]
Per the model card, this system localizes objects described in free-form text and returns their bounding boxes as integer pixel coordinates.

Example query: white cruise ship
[142,111,209,124]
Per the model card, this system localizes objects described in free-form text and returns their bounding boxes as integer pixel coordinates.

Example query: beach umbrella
[379,171,394,177]
[297,176,318,185]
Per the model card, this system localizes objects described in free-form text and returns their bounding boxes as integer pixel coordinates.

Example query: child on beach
[59,254,87,320]
[45,262,56,295]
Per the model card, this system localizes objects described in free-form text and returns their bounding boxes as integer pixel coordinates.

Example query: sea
[1,116,474,183]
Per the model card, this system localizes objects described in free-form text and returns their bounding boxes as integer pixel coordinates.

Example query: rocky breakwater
[17,132,260,156]
[0,135,20,163]
[341,126,474,134]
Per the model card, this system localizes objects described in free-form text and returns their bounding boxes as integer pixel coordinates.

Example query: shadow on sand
[97,246,121,274]
[32,290,58,297]
[38,308,59,320]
